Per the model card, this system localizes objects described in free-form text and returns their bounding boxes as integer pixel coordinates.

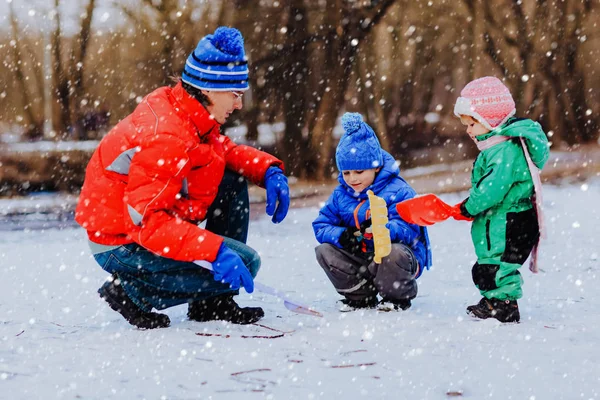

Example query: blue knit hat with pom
[182,26,249,91]
[335,113,383,171]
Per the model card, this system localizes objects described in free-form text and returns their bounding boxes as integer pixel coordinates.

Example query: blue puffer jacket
[313,151,431,277]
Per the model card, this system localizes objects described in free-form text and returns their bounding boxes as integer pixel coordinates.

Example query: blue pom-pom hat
[182,27,249,91]
[335,113,384,171]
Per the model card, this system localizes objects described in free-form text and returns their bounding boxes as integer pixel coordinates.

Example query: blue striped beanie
[182,27,249,91]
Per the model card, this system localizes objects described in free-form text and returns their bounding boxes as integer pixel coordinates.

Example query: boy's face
[342,168,379,193]
[460,115,490,141]
[201,90,244,124]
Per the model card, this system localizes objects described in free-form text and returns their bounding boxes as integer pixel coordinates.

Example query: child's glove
[359,219,374,246]
[339,226,363,255]
[264,166,290,224]
[211,244,254,293]
[451,200,474,221]
[339,219,373,255]
[359,218,372,234]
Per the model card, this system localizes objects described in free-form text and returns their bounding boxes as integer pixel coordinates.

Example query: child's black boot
[187,294,264,325]
[98,277,171,329]
[338,296,378,312]
[467,297,520,323]
[377,297,412,311]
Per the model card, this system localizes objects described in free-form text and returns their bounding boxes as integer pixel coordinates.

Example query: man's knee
[245,248,261,278]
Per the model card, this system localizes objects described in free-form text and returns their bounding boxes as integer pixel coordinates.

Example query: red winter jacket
[75,82,282,262]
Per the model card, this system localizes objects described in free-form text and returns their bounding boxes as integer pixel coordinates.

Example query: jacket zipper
[476,168,494,189]
[485,220,491,251]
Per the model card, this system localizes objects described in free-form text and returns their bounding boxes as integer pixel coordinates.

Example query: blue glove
[264,166,290,224]
[212,244,254,293]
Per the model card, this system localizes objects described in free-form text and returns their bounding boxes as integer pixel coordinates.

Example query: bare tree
[119,0,198,84]
[9,2,44,140]
[306,0,397,180]
[51,0,71,138]
[355,31,390,152]
[217,0,279,143]
[277,0,310,177]
[539,0,598,144]
[247,0,397,179]
[50,0,97,139]
[465,0,599,145]
[70,0,96,134]
[370,2,459,157]
[4,0,599,165]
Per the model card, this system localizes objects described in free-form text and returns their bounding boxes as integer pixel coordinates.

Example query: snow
[225,119,345,147]
[0,193,78,232]
[0,193,77,216]
[227,123,285,147]
[1,180,599,399]
[2,141,99,153]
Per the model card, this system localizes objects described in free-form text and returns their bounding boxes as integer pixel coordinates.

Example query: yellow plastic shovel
[367,190,392,263]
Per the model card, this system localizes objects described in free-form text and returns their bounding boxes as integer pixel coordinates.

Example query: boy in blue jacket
[313,113,431,311]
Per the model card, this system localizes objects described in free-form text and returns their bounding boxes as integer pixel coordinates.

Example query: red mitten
[395,194,454,226]
[451,202,474,222]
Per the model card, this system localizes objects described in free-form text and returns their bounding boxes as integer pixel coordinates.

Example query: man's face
[201,90,244,124]
[460,115,490,141]
[342,168,380,193]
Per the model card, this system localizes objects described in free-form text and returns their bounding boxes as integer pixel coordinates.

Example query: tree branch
[483,0,518,48]
[355,0,397,41]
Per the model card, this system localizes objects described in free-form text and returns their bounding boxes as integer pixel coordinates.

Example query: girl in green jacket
[453,76,549,323]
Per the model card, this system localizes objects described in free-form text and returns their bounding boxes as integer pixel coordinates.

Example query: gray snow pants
[315,243,419,302]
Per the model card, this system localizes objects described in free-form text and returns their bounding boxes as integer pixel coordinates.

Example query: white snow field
[1,180,599,400]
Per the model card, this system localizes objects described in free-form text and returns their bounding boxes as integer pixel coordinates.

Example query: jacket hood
[476,117,549,169]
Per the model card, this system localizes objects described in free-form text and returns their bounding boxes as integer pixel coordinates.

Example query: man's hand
[264,166,290,223]
[211,244,254,293]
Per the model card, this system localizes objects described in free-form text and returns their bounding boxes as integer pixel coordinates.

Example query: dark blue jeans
[205,169,250,244]
[93,171,258,312]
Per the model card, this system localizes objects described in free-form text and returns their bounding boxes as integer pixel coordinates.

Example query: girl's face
[460,115,490,141]
[342,168,380,193]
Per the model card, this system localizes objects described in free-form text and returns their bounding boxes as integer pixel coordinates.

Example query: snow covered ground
[1,180,599,400]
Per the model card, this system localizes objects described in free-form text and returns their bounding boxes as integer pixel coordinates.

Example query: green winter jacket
[463,118,549,262]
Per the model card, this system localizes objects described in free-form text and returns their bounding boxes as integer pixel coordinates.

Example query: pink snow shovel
[254,282,323,318]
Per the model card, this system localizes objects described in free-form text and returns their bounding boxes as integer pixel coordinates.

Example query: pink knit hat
[453,76,516,130]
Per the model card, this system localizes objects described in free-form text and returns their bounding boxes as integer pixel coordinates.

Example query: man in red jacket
[75,27,290,329]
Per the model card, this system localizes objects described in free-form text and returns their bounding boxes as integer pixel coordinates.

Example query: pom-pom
[212,27,244,56]
[341,112,363,134]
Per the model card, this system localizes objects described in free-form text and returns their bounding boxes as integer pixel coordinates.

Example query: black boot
[98,277,170,329]
[378,297,412,311]
[187,294,264,325]
[466,297,520,323]
[338,296,378,311]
